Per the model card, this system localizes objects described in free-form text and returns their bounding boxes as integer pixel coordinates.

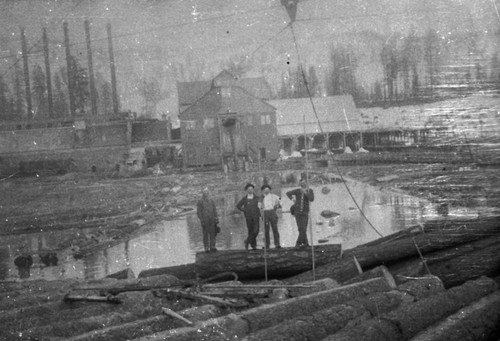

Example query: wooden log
[410,290,500,341]
[58,315,172,341]
[390,234,500,288]
[194,244,342,280]
[321,276,498,341]
[284,255,361,284]
[63,294,123,304]
[286,217,500,284]
[397,275,445,300]
[341,265,392,285]
[287,278,339,297]
[138,263,197,280]
[179,305,222,322]
[243,290,409,341]
[74,274,185,295]
[132,275,397,341]
[426,238,500,288]
[9,291,164,339]
[348,217,500,269]
[106,268,135,280]
[162,307,193,325]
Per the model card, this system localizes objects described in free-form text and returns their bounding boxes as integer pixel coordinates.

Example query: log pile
[2,216,500,340]
[286,216,500,287]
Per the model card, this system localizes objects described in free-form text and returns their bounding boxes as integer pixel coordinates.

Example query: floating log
[138,275,397,341]
[243,290,409,341]
[425,237,500,288]
[286,217,500,284]
[138,263,197,280]
[411,290,500,341]
[321,276,498,341]
[285,255,361,284]
[194,244,342,280]
[390,234,500,288]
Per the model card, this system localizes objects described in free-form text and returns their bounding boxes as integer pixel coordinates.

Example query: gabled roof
[180,85,275,120]
[268,95,363,136]
[177,71,272,110]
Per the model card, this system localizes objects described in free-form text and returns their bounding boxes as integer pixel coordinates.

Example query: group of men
[196,179,314,252]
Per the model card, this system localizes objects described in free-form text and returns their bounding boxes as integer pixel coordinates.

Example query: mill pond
[1,180,478,282]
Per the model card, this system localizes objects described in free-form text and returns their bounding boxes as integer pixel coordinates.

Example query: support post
[20,27,32,119]
[84,19,98,116]
[42,27,53,119]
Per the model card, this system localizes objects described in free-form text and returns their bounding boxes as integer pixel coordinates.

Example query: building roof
[180,85,275,120]
[359,106,428,132]
[177,70,272,112]
[268,95,363,136]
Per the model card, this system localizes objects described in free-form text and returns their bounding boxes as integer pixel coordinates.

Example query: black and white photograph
[1,0,499,340]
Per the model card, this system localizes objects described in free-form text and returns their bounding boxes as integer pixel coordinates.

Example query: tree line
[277,28,500,106]
[0,54,117,121]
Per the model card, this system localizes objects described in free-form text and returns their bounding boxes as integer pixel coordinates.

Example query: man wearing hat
[261,184,282,249]
[197,187,219,252]
[236,183,261,250]
[286,179,314,247]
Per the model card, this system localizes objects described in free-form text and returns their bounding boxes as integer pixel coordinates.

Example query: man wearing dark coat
[286,179,314,247]
[236,183,261,250]
[197,187,219,252]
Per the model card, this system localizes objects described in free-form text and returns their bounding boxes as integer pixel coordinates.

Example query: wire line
[289,23,384,238]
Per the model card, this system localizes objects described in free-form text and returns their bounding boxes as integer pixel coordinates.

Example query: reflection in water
[0,181,479,282]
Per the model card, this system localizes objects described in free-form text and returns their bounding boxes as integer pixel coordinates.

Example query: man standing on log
[197,187,219,253]
[286,179,314,247]
[237,183,261,251]
[261,184,282,249]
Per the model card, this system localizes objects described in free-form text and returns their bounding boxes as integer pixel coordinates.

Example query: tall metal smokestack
[20,27,32,119]
[84,19,97,116]
[42,27,54,119]
[63,21,76,116]
[107,23,119,116]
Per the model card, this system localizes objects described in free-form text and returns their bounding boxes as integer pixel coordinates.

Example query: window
[260,114,271,125]
[184,120,197,130]
[203,118,215,129]
[246,115,253,126]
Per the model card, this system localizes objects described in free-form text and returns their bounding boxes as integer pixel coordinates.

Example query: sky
[0,0,499,118]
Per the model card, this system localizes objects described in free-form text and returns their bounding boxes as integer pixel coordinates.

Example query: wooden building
[359,106,430,149]
[268,95,364,154]
[178,71,279,170]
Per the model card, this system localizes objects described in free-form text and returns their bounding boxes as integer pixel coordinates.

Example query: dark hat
[244,183,255,190]
[261,184,272,191]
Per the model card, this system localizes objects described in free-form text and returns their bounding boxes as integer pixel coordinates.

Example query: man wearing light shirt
[260,184,282,249]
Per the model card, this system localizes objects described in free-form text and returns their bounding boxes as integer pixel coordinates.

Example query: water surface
[0,180,477,281]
